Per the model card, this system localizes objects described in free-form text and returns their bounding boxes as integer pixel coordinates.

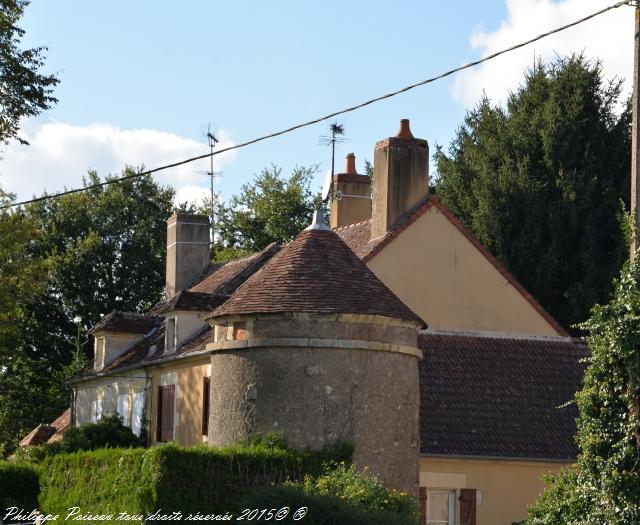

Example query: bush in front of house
[12,415,144,463]
[38,447,152,519]
[37,437,354,523]
[237,484,417,525]
[58,414,145,452]
[293,462,417,519]
[0,461,40,513]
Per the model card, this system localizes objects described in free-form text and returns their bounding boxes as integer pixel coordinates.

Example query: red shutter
[202,377,210,435]
[459,488,477,525]
[418,487,427,524]
[157,385,175,442]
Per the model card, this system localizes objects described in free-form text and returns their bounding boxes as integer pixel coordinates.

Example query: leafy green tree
[0,169,175,456]
[527,257,640,524]
[214,164,322,256]
[435,55,631,332]
[0,0,59,145]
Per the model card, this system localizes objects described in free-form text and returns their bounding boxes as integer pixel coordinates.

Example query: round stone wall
[207,313,421,494]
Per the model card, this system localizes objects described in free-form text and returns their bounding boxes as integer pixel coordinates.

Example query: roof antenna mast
[199,124,222,245]
[319,122,346,179]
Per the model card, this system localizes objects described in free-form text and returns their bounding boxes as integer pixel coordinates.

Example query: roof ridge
[333,218,372,231]
[421,328,582,343]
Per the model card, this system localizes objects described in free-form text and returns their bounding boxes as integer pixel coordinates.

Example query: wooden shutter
[202,377,210,435]
[157,385,175,442]
[418,487,427,524]
[459,488,477,525]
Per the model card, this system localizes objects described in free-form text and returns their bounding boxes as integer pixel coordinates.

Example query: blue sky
[1,0,633,206]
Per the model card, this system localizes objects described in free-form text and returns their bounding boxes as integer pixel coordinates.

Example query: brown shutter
[459,488,476,525]
[157,385,175,442]
[156,386,163,442]
[202,377,210,435]
[418,487,427,525]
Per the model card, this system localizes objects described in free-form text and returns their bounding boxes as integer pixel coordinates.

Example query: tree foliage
[213,164,322,256]
[527,257,640,524]
[0,169,175,456]
[435,55,631,332]
[0,0,59,145]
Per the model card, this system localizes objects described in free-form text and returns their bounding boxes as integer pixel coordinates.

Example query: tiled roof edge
[420,453,577,463]
[421,328,581,343]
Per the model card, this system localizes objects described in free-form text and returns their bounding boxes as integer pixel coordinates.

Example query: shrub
[292,463,417,520]
[38,439,353,523]
[237,485,416,525]
[0,461,40,514]
[38,447,151,519]
[59,414,144,452]
[11,415,144,463]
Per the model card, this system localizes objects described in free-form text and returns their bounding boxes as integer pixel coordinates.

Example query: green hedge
[38,441,353,522]
[237,485,416,525]
[0,461,40,514]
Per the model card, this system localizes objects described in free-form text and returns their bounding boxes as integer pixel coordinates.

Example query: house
[30,120,585,525]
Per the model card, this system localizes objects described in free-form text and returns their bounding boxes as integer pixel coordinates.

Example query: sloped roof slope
[88,311,161,335]
[419,331,587,460]
[189,243,280,295]
[210,228,425,327]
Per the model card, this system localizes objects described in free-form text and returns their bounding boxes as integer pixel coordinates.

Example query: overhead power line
[1,0,631,210]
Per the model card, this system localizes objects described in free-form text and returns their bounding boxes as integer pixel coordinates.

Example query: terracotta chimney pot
[345,153,357,175]
[396,119,414,139]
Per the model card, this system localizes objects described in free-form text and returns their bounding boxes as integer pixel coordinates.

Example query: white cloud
[0,120,235,204]
[452,0,633,108]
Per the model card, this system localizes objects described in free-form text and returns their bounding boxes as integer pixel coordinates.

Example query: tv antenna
[194,124,223,244]
[319,122,347,180]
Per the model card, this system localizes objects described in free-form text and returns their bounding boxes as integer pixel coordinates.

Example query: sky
[0,0,634,207]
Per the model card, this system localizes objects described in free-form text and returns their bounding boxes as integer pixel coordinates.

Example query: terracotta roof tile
[335,196,568,336]
[419,331,587,459]
[19,424,57,447]
[47,409,71,443]
[210,228,425,327]
[88,311,162,335]
[189,243,280,295]
[149,291,229,315]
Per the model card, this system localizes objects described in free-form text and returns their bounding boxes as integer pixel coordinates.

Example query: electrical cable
[0,0,632,210]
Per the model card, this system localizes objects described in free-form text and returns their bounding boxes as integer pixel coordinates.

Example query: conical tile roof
[210,227,425,327]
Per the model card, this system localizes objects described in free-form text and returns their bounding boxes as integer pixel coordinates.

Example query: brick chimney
[329,153,372,229]
[371,119,429,238]
[165,213,210,297]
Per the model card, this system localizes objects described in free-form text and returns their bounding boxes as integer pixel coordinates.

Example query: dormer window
[94,337,105,370]
[165,318,177,353]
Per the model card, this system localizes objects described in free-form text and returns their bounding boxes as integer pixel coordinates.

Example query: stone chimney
[165,213,210,298]
[329,153,372,229]
[371,119,429,238]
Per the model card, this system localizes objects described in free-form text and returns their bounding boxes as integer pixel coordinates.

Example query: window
[156,385,175,442]
[427,489,455,525]
[91,398,103,423]
[202,377,210,435]
[232,322,247,341]
[117,393,130,426]
[165,318,177,353]
[131,391,145,437]
[94,337,105,369]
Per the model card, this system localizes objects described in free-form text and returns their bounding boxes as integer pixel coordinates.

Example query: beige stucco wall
[93,331,143,370]
[172,311,209,348]
[367,206,561,335]
[421,456,571,525]
[148,355,210,446]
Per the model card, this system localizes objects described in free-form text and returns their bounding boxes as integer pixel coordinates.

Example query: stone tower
[205,212,425,494]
